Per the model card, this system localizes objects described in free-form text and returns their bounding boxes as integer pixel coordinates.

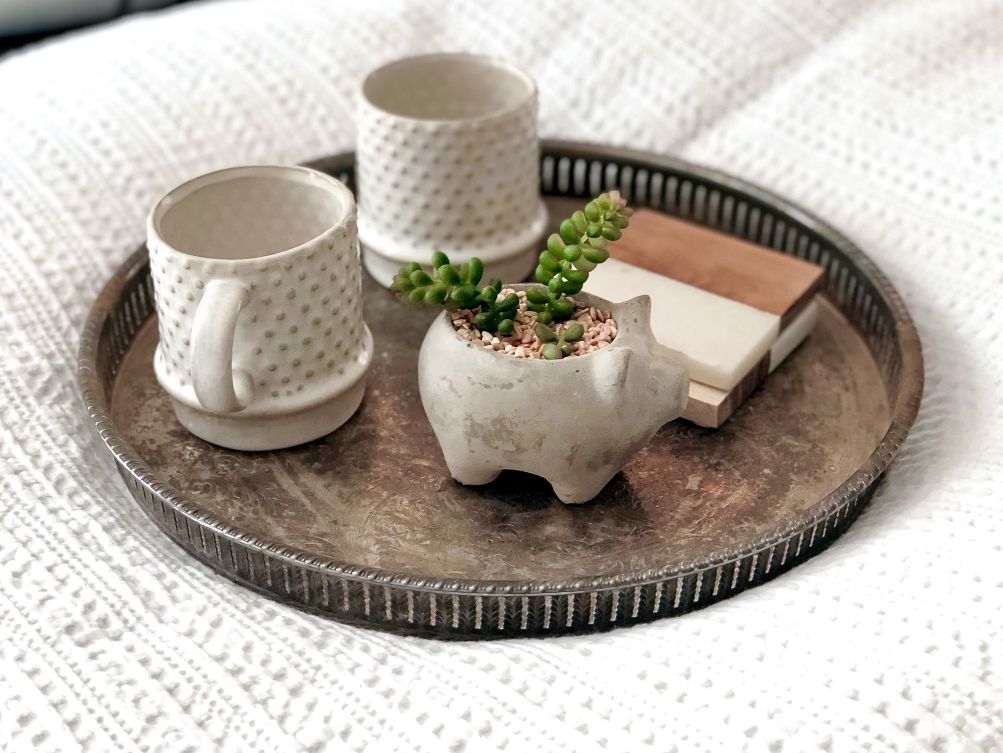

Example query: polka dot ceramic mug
[356,52,548,287]
[147,165,373,450]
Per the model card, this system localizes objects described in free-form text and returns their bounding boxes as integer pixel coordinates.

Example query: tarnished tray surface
[78,142,923,638]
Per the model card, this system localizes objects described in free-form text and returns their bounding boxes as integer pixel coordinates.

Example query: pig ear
[589,345,632,393]
[619,295,652,328]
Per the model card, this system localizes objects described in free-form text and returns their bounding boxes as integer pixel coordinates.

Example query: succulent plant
[532,191,632,323]
[390,192,632,359]
[535,321,585,360]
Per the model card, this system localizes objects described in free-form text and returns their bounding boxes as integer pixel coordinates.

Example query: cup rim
[359,52,537,125]
[148,165,356,264]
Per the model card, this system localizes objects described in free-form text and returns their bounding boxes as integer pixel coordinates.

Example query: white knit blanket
[1,1,1001,750]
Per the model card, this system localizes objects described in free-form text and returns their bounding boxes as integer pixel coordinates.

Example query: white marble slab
[769,299,819,372]
[584,259,780,391]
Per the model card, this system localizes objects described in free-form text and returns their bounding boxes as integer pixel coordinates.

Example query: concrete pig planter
[418,286,689,503]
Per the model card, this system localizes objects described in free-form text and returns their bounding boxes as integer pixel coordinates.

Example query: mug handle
[190,279,254,413]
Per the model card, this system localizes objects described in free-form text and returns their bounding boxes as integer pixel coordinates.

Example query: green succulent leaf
[449,284,475,304]
[474,311,493,330]
[534,322,557,342]
[390,275,413,293]
[539,251,561,273]
[550,297,574,319]
[410,269,432,287]
[526,287,549,305]
[498,293,519,312]
[562,321,585,342]
[466,258,484,285]
[559,219,579,245]
[422,285,445,304]
[562,245,582,262]
[438,264,460,285]
[546,234,566,256]
[560,280,583,296]
[541,343,563,360]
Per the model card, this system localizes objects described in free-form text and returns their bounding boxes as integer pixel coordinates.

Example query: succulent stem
[533,190,632,324]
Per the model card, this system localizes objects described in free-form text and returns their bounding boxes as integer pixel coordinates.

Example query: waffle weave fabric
[1,1,1001,751]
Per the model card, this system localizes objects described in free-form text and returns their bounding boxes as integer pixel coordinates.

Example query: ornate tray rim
[78,141,923,636]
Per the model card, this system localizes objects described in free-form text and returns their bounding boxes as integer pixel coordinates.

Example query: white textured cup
[356,53,548,287]
[147,165,373,450]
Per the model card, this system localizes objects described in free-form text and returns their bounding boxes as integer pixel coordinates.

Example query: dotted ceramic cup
[356,52,548,287]
[147,165,373,450]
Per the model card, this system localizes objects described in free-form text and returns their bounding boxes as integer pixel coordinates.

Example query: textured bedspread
[1,1,1001,750]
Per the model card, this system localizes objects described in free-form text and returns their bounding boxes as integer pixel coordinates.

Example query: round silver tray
[78,141,923,639]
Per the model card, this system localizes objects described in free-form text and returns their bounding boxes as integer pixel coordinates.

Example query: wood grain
[609,210,823,327]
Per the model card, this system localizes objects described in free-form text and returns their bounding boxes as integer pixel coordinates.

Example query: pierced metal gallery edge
[78,142,923,639]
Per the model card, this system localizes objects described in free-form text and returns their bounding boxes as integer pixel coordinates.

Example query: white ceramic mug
[147,165,373,451]
[356,52,548,287]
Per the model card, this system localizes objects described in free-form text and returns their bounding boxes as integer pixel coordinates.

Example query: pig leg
[549,470,615,505]
[443,454,501,487]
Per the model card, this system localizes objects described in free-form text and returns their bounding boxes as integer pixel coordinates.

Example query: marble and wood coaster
[585,210,824,428]
[607,209,822,327]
